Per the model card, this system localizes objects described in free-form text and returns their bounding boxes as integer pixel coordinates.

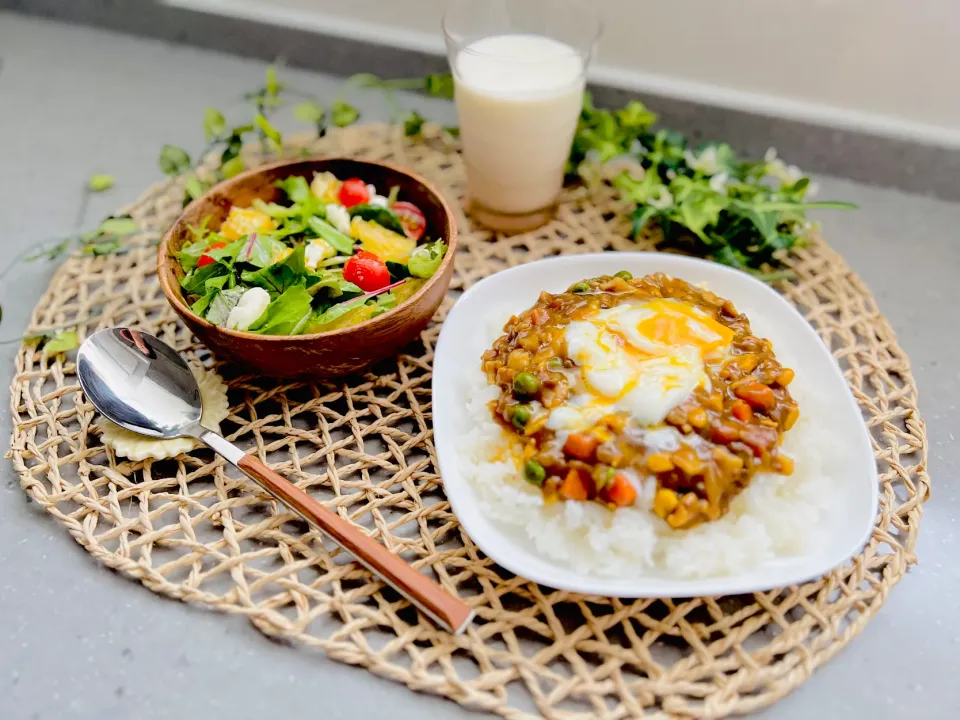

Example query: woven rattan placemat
[8,124,929,718]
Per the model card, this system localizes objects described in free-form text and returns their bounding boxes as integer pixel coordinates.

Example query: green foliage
[88,174,114,192]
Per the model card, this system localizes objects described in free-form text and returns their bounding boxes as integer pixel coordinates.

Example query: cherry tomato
[338,178,370,208]
[197,241,227,268]
[391,201,426,241]
[343,250,391,292]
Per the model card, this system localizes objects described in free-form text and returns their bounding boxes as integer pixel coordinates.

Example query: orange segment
[220,206,276,240]
[351,217,415,263]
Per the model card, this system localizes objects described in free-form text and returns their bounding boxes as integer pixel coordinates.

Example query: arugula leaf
[206,287,245,325]
[347,204,406,235]
[311,295,367,328]
[408,240,446,279]
[294,101,326,134]
[241,265,296,295]
[221,156,245,179]
[204,274,230,292]
[274,176,312,205]
[306,216,354,255]
[181,262,229,295]
[282,241,307,275]
[375,292,397,311]
[331,99,360,127]
[191,291,217,316]
[97,216,138,236]
[203,107,226,140]
[159,145,191,176]
[184,176,208,202]
[265,65,283,96]
[88,174,115,192]
[83,238,122,256]
[205,237,246,264]
[252,198,300,219]
[403,110,426,137]
[42,331,79,354]
[386,261,410,281]
[220,132,244,164]
[254,113,282,150]
[236,234,288,268]
[729,202,779,245]
[424,73,454,99]
[240,244,307,295]
[250,286,313,335]
[306,272,362,299]
[178,241,208,271]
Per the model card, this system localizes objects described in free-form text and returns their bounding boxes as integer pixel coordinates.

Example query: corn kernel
[687,407,707,428]
[647,453,674,473]
[653,488,679,518]
[777,454,795,475]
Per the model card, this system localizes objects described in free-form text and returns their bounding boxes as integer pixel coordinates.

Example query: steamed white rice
[456,306,837,580]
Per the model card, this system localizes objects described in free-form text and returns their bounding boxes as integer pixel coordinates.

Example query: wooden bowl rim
[157,156,458,343]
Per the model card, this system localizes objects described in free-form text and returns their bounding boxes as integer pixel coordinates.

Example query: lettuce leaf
[249,286,313,335]
[205,287,245,326]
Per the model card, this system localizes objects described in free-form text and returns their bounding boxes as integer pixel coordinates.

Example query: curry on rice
[481,272,799,529]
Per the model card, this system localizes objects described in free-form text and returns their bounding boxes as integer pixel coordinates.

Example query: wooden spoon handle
[236,454,474,634]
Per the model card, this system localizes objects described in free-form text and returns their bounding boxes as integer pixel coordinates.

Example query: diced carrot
[563,433,599,460]
[560,469,589,501]
[734,382,776,411]
[731,400,752,422]
[607,473,637,507]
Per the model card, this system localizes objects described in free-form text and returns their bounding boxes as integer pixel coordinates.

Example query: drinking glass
[443,0,601,232]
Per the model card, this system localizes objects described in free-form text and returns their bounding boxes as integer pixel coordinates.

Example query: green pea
[571,281,591,294]
[511,405,532,429]
[546,356,564,371]
[615,270,633,280]
[523,460,546,486]
[513,372,541,396]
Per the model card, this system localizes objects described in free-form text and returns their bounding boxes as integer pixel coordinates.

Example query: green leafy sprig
[570,93,855,275]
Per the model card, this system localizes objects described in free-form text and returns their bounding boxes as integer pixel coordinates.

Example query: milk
[454,34,585,217]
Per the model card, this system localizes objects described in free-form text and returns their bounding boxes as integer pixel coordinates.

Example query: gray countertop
[1,14,957,720]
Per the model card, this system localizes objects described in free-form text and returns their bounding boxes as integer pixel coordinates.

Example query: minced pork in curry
[481,272,799,529]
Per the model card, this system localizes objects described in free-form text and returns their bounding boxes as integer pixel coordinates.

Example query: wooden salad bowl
[158,158,458,378]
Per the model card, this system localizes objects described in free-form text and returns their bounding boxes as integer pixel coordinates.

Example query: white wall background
[165,0,960,144]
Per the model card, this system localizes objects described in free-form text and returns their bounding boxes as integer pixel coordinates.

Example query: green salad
[177,171,447,335]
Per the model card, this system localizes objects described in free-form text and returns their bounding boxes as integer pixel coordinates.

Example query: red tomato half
[343,250,391,292]
[339,178,370,208]
[391,201,426,241]
[197,240,227,267]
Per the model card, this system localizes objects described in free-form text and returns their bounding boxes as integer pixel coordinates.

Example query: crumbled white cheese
[325,202,352,235]
[305,239,334,270]
[226,287,270,331]
[365,183,377,199]
[369,194,389,208]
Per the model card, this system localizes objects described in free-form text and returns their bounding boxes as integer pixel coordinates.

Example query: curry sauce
[481,272,799,529]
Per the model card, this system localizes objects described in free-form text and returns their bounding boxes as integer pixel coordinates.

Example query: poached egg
[547,299,735,432]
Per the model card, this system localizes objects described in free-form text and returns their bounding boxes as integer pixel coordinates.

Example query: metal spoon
[77,327,474,635]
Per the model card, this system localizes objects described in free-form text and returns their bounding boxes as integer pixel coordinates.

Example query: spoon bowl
[78,328,202,439]
[77,327,474,634]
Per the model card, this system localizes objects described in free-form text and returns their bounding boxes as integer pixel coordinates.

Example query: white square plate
[433,253,877,597]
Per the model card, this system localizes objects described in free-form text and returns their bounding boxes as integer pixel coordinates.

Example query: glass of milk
[443,0,601,232]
